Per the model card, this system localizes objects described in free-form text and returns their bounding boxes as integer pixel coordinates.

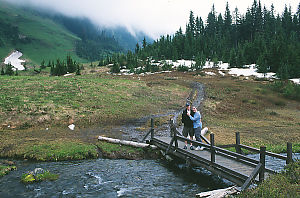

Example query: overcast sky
[4,0,300,39]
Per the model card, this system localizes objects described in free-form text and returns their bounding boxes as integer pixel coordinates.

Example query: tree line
[109,0,300,79]
[49,55,81,76]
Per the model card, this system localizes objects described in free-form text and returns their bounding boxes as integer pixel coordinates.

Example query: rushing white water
[4,51,25,71]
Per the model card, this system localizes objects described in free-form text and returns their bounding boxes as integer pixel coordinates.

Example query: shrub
[177,65,189,72]
[237,160,299,198]
[270,81,300,101]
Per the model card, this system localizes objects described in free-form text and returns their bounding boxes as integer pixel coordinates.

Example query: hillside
[0,1,86,65]
[0,1,132,65]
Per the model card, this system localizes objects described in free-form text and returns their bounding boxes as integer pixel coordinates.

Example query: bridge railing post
[173,123,178,149]
[235,132,242,154]
[286,142,293,164]
[259,146,266,182]
[150,118,154,140]
[210,133,215,163]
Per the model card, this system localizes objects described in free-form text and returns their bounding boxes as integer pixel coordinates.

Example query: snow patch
[219,71,225,76]
[290,78,300,85]
[4,51,25,70]
[205,71,216,76]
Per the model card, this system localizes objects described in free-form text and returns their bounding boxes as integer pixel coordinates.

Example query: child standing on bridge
[187,106,204,151]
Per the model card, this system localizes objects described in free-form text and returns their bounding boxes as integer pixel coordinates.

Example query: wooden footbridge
[143,118,294,191]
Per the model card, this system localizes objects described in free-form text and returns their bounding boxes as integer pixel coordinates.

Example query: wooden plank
[153,137,264,184]
[153,138,250,185]
[217,144,236,148]
[240,163,262,191]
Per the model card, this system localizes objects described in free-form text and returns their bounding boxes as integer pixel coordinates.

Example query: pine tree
[5,63,14,76]
[111,62,120,73]
[40,60,46,69]
[142,37,147,49]
[1,67,4,75]
[224,2,232,32]
[135,43,140,54]
[257,54,268,76]
[76,64,81,75]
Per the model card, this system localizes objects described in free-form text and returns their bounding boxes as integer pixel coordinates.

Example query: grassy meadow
[198,74,300,153]
[0,71,189,160]
[0,65,299,160]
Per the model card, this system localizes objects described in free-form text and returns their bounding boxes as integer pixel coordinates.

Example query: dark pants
[194,127,202,142]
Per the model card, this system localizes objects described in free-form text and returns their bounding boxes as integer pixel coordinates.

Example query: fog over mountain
[3,0,300,39]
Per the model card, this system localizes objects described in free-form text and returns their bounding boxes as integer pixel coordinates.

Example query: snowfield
[4,51,25,71]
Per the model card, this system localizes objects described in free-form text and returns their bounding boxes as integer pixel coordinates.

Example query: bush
[270,81,300,101]
[237,160,299,198]
[177,65,189,72]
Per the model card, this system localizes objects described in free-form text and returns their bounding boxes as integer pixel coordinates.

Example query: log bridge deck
[143,119,294,191]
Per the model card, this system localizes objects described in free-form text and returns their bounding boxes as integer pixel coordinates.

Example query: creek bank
[96,141,161,160]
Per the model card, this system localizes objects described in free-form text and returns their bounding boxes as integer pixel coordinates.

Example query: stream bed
[0,159,228,198]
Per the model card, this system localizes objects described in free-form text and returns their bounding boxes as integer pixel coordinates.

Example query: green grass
[237,160,299,198]
[96,141,160,159]
[21,142,98,161]
[0,75,186,128]
[96,141,143,154]
[0,0,85,64]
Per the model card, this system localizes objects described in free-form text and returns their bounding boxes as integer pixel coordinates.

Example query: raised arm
[189,112,199,121]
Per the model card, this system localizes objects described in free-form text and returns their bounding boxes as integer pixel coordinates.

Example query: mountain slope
[0,1,85,64]
[0,1,152,65]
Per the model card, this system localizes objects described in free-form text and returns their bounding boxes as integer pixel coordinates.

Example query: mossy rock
[0,165,17,177]
[21,170,59,183]
[22,174,36,183]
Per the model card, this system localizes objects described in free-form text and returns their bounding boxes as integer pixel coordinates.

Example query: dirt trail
[117,82,205,141]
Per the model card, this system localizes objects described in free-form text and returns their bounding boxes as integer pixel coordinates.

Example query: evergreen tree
[135,43,140,54]
[142,37,147,49]
[76,64,81,75]
[5,63,14,76]
[111,62,120,73]
[224,2,232,32]
[1,67,4,75]
[257,54,268,76]
[40,60,46,69]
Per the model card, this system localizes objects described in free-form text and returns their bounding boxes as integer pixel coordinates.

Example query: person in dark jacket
[182,103,195,150]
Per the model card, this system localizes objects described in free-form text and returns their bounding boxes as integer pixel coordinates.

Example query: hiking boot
[195,146,204,151]
[190,146,194,150]
[183,145,187,149]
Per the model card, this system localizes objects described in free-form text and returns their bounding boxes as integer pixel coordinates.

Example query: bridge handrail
[176,135,260,165]
[239,144,287,160]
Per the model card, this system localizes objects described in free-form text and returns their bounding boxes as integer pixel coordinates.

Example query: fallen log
[196,186,239,198]
[98,136,157,149]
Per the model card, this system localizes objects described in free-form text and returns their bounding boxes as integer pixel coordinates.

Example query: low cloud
[4,0,299,39]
